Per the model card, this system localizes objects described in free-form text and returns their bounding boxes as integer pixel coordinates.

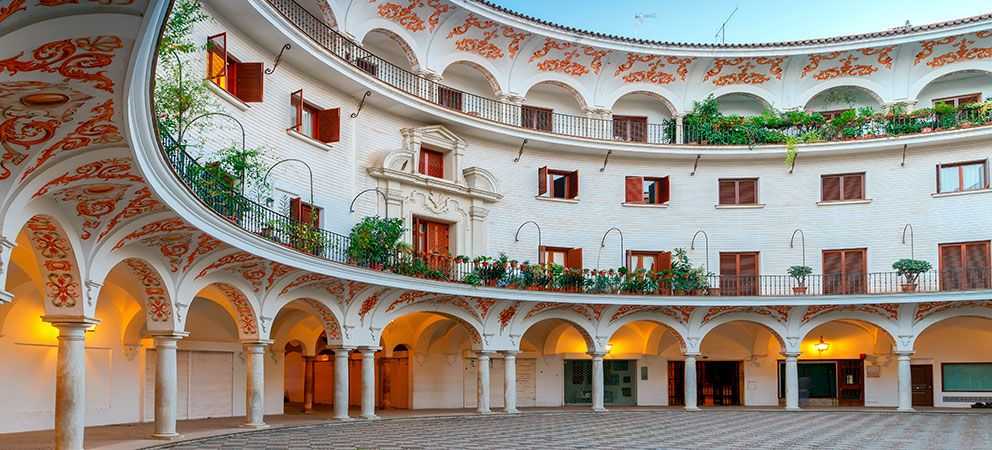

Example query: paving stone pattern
[151,410,992,450]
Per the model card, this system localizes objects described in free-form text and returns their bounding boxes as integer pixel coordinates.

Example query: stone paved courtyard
[150,410,992,450]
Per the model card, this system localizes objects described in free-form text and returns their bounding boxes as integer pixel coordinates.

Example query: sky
[488,0,992,44]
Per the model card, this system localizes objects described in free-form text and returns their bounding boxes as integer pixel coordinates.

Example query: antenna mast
[715,5,739,44]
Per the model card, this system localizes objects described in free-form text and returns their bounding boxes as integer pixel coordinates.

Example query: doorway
[667,360,743,406]
[911,364,934,407]
[564,360,637,405]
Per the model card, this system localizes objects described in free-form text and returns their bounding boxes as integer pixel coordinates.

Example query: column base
[785,406,801,411]
[241,423,269,429]
[361,414,380,420]
[684,406,700,411]
[332,416,353,421]
[897,407,915,412]
[151,432,181,440]
[503,408,520,415]
[303,409,313,415]
[477,410,493,415]
[592,407,607,413]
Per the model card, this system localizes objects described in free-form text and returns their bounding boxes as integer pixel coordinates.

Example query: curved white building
[1,1,991,448]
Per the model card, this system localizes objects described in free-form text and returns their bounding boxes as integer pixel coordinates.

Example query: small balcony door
[822,249,867,295]
[719,252,759,296]
[412,217,450,268]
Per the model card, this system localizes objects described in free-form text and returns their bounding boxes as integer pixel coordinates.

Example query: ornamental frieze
[373,0,452,33]
[801,303,899,323]
[125,258,170,322]
[915,31,992,67]
[608,304,693,325]
[446,14,528,60]
[913,300,992,322]
[801,47,894,80]
[215,283,258,336]
[25,215,80,308]
[704,57,784,86]
[529,38,609,77]
[613,53,694,85]
[700,305,791,324]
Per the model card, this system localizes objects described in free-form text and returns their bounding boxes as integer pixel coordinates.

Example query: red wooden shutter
[625,176,643,203]
[538,166,548,195]
[738,179,757,204]
[206,32,227,86]
[235,62,264,102]
[822,175,841,201]
[740,253,759,296]
[625,250,634,269]
[567,171,579,199]
[823,250,843,295]
[966,241,991,289]
[656,251,672,272]
[844,249,866,294]
[658,177,671,204]
[718,180,736,205]
[290,197,303,222]
[317,107,340,143]
[565,247,583,269]
[538,245,547,265]
[719,253,737,295]
[842,174,864,200]
[940,243,963,290]
[290,89,303,131]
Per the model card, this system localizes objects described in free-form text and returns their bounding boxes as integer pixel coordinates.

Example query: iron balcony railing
[159,137,991,298]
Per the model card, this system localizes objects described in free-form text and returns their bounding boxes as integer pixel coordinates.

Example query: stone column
[333,347,354,420]
[303,355,315,414]
[783,352,801,410]
[152,332,187,438]
[897,352,914,412]
[684,353,700,411]
[503,351,519,414]
[590,352,607,412]
[675,115,685,144]
[243,341,270,429]
[360,347,378,419]
[45,316,98,450]
[477,351,494,414]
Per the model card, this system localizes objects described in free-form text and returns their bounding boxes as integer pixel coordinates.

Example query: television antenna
[714,5,739,44]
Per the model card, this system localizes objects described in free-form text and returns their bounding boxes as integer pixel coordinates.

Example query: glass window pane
[301,108,314,137]
[939,166,959,192]
[962,163,985,191]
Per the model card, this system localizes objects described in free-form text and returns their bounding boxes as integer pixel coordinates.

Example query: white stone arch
[514,311,600,353]
[100,256,178,332]
[518,77,591,112]
[694,313,788,353]
[600,312,689,349]
[908,63,992,102]
[797,79,888,110]
[182,278,261,341]
[704,85,779,112]
[797,311,900,353]
[436,58,505,97]
[267,295,344,346]
[412,316,477,353]
[13,212,89,316]
[356,24,423,71]
[603,86,680,117]
[911,305,992,349]
[373,299,486,349]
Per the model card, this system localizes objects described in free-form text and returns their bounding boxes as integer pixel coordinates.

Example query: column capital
[359,346,381,355]
[241,339,273,347]
[683,352,701,358]
[895,351,915,358]
[331,345,357,352]
[501,350,520,357]
[587,351,607,358]
[43,315,99,337]
[302,355,316,361]
[150,331,189,341]
[781,351,802,358]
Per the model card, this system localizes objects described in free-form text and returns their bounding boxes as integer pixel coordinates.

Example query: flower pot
[705,288,720,297]
[792,286,807,295]
[901,283,917,292]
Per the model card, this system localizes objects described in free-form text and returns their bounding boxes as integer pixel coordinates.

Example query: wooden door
[836,359,864,406]
[940,241,991,290]
[719,252,759,296]
[911,364,934,407]
[378,356,410,409]
[823,249,867,295]
[412,217,450,258]
[668,360,685,406]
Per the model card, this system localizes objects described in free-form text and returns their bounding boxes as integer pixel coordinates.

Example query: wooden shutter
[538,166,548,195]
[738,179,757,204]
[290,197,302,222]
[658,177,671,204]
[842,174,864,200]
[567,171,579,199]
[965,241,991,289]
[538,245,547,265]
[438,86,462,110]
[419,148,444,178]
[565,247,583,270]
[822,250,843,295]
[289,197,319,227]
[206,32,227,87]
[822,175,841,201]
[316,107,340,143]
[940,243,964,290]
[290,89,303,131]
[844,249,866,294]
[625,176,643,203]
[823,249,865,294]
[718,180,736,205]
[235,62,264,102]
[656,251,672,272]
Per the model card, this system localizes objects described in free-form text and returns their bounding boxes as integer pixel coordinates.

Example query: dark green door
[564,360,592,404]
[564,360,637,405]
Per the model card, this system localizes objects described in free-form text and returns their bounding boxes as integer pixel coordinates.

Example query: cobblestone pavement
[151,410,992,450]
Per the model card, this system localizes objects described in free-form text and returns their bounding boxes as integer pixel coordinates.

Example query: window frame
[820,172,866,202]
[933,93,982,108]
[821,248,868,295]
[612,115,648,143]
[418,146,445,179]
[937,160,989,194]
[539,167,579,200]
[718,178,759,206]
[938,240,991,291]
[626,250,671,272]
[521,105,554,132]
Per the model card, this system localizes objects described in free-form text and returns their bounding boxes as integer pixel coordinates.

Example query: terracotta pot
[901,283,918,292]
[705,288,721,297]
[792,286,808,295]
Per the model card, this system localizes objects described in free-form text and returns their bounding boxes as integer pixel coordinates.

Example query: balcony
[265,0,992,149]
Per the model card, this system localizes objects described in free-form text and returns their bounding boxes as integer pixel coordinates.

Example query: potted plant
[892,259,932,292]
[347,216,404,270]
[788,265,813,295]
[661,248,712,296]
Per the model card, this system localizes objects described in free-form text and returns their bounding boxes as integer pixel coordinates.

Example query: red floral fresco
[215,283,257,336]
[801,47,894,80]
[51,182,127,240]
[279,272,331,295]
[112,217,191,250]
[375,0,451,33]
[523,302,599,322]
[916,32,992,68]
[700,305,790,325]
[183,233,221,273]
[913,300,992,322]
[473,297,496,319]
[385,290,430,312]
[194,251,258,280]
[125,258,170,322]
[801,303,899,323]
[498,302,518,330]
[446,14,528,60]
[0,0,138,24]
[529,38,609,77]
[265,262,294,292]
[34,157,140,197]
[0,0,27,24]
[704,57,784,86]
[608,304,694,325]
[0,36,123,92]
[358,293,379,320]
[21,99,122,181]
[303,298,341,340]
[614,53,694,85]
[26,216,79,308]
[96,186,164,242]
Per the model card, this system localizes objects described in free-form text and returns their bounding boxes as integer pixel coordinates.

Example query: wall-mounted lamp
[814,336,830,354]
[604,343,614,354]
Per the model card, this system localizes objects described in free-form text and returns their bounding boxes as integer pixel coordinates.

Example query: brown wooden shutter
[842,174,864,200]
[656,251,672,272]
[567,171,579,199]
[966,241,991,289]
[625,176,643,203]
[658,177,671,204]
[565,247,583,270]
[290,197,303,222]
[538,166,548,195]
[718,180,736,205]
[739,179,757,204]
[822,175,841,201]
[844,249,866,294]
[235,62,264,102]
[206,32,227,86]
[823,250,843,295]
[317,107,340,143]
[740,252,758,296]
[538,245,547,264]
[625,250,633,268]
[290,89,303,131]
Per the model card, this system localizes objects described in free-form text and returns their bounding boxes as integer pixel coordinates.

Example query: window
[718,178,758,205]
[437,86,463,111]
[822,248,867,295]
[521,105,553,132]
[625,176,670,205]
[289,89,341,143]
[539,246,582,269]
[937,160,988,193]
[412,216,450,256]
[942,363,992,392]
[627,251,671,272]
[939,240,991,290]
[289,197,321,227]
[719,252,759,296]
[613,115,648,142]
[206,32,263,102]
[933,93,981,108]
[538,167,578,200]
[418,146,444,178]
[821,173,865,202]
